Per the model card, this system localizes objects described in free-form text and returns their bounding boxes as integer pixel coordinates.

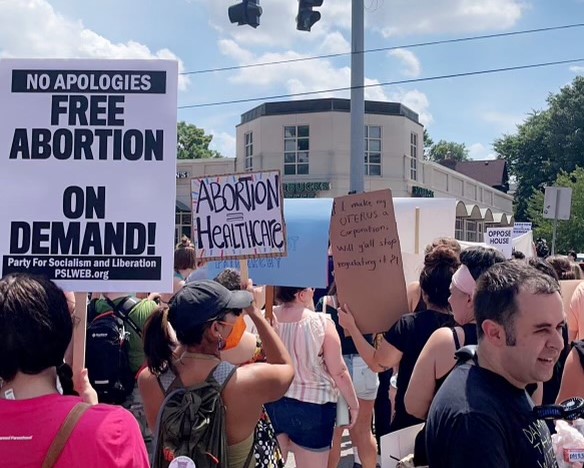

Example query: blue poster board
[202,198,333,287]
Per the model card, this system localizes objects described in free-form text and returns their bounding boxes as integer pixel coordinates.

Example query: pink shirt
[0,394,149,468]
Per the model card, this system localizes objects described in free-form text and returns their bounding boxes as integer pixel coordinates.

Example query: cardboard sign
[485,227,513,258]
[191,170,287,261]
[0,59,177,292]
[204,198,332,287]
[330,189,408,334]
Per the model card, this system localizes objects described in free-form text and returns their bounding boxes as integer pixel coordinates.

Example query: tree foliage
[526,167,584,253]
[494,76,584,221]
[426,140,469,162]
[177,121,223,159]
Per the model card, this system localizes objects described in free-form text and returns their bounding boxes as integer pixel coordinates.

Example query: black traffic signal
[296,0,323,31]
[228,0,262,28]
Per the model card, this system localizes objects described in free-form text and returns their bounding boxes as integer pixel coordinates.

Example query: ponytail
[143,305,175,375]
[56,362,77,396]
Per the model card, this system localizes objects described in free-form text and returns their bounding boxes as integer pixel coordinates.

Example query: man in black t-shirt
[426,261,564,468]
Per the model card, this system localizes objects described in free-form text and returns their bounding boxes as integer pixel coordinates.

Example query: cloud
[318,31,350,55]
[482,110,524,132]
[209,130,237,157]
[201,0,525,50]
[218,41,389,101]
[570,65,584,74]
[468,142,497,160]
[389,49,421,78]
[388,89,433,126]
[375,0,525,37]
[0,0,190,90]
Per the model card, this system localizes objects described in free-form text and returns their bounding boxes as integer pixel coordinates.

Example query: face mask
[221,315,247,350]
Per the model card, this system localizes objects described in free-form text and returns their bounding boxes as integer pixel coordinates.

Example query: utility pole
[349,0,365,194]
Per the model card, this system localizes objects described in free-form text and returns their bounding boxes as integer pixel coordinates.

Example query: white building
[175,98,513,243]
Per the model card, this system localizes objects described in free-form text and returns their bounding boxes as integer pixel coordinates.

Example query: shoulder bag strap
[452,327,461,350]
[42,402,91,468]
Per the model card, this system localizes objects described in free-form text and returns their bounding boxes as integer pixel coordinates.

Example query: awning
[176,200,191,212]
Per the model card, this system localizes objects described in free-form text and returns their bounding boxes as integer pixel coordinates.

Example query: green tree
[494,76,584,221]
[423,129,434,158]
[426,140,469,162]
[526,167,584,253]
[177,121,223,159]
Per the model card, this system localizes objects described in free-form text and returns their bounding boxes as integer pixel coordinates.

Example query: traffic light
[228,0,262,29]
[296,0,323,32]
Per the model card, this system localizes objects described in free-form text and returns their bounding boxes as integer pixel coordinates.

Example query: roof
[454,160,508,189]
[239,98,420,125]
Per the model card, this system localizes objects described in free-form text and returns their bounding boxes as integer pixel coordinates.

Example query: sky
[1,0,584,160]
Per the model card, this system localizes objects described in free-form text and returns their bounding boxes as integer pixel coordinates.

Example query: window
[455,218,464,240]
[175,212,192,244]
[365,125,382,176]
[465,220,478,242]
[244,132,253,171]
[284,125,310,175]
[410,132,418,181]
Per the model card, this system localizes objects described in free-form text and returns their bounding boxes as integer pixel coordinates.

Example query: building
[175,98,514,243]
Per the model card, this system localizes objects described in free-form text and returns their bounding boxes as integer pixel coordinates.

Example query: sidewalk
[284,432,355,467]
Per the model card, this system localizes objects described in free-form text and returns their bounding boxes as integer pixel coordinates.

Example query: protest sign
[0,59,177,292]
[513,222,532,238]
[191,170,287,261]
[330,189,408,334]
[204,198,333,288]
[485,227,513,258]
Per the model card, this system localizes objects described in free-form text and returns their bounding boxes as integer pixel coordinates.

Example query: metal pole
[350,0,365,194]
[552,192,560,255]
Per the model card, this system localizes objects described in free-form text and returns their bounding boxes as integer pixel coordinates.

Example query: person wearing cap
[138,279,294,468]
[404,246,505,465]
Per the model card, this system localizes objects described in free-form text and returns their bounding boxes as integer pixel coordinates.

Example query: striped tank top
[274,311,338,404]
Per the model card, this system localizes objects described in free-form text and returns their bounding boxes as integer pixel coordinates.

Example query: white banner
[0,59,178,292]
[191,170,287,261]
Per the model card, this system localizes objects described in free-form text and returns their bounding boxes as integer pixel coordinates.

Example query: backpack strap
[105,297,142,338]
[212,361,237,389]
[42,402,91,468]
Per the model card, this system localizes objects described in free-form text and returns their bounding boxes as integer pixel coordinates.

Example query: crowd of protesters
[2,235,584,468]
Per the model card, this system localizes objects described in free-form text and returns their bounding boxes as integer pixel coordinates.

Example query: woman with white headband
[404,246,506,466]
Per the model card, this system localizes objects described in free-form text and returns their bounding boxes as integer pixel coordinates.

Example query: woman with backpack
[0,273,149,467]
[139,279,295,468]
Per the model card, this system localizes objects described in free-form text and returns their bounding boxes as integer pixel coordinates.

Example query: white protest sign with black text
[0,59,177,292]
[485,227,514,258]
[191,170,287,261]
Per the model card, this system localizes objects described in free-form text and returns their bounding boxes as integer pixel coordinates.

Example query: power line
[180,23,584,76]
[178,57,584,109]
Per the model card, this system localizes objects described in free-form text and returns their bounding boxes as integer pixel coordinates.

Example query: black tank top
[435,323,478,392]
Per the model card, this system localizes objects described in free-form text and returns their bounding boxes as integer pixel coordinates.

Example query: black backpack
[85,296,141,404]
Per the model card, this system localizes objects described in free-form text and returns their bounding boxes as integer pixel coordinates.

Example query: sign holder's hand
[338,303,357,332]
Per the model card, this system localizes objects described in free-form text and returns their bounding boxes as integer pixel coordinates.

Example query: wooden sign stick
[72,292,88,377]
[265,286,275,324]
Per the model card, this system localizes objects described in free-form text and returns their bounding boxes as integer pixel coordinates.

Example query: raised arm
[338,304,402,372]
[234,304,295,403]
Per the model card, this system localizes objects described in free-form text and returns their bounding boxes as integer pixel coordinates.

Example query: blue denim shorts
[265,397,336,451]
